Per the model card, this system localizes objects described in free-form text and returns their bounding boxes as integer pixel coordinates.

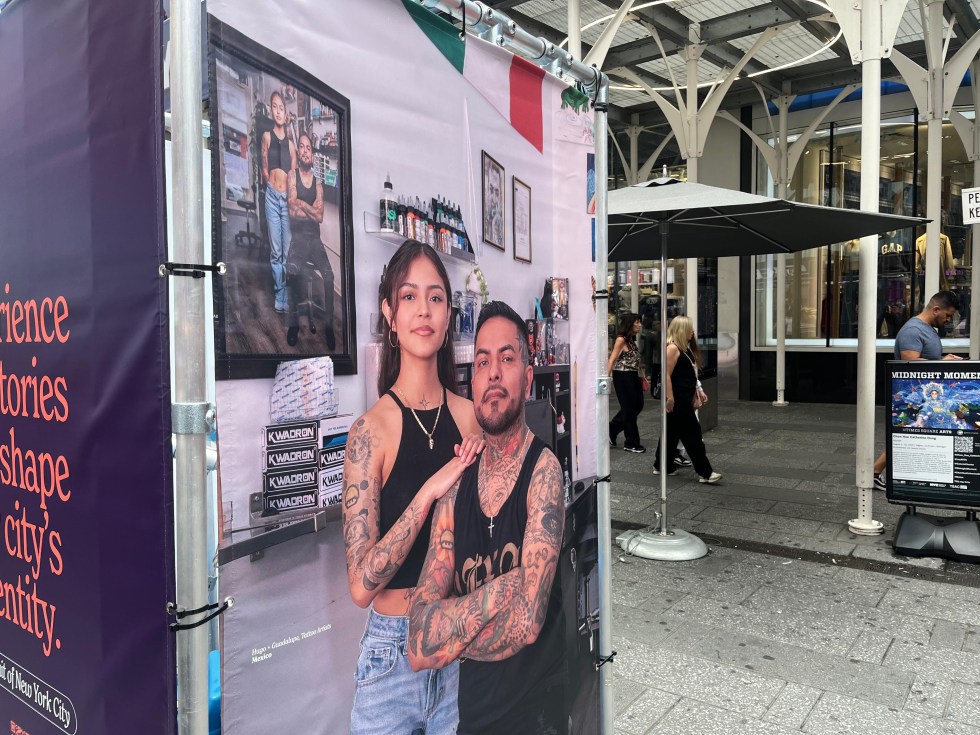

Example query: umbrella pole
[616,221,707,560]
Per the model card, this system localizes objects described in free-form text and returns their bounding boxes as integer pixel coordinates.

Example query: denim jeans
[265,185,291,310]
[350,609,459,735]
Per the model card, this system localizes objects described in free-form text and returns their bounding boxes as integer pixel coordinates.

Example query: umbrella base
[848,518,884,536]
[772,400,789,407]
[616,528,708,561]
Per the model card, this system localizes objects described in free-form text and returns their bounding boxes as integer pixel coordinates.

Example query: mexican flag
[404,0,547,153]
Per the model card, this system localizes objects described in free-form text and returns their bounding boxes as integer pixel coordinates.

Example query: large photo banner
[208,0,598,731]
[0,1,175,734]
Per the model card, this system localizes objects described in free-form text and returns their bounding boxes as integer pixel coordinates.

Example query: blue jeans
[350,609,459,735]
[265,185,291,309]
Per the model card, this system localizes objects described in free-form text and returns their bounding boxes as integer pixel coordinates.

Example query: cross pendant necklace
[488,516,495,538]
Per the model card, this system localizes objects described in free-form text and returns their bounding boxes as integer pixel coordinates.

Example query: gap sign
[963,187,980,224]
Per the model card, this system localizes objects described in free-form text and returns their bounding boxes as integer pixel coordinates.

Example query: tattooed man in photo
[408,301,567,735]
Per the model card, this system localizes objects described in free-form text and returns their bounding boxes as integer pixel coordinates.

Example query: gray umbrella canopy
[608,178,926,261]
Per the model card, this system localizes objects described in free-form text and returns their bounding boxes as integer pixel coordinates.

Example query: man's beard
[476,389,523,436]
[299,159,313,172]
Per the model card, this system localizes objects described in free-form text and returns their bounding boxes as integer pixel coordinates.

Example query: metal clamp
[172,402,216,435]
[591,289,609,302]
[595,650,617,670]
[167,597,234,632]
[159,261,227,279]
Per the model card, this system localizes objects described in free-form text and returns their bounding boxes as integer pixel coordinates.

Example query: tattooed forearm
[342,416,440,606]
[459,452,564,662]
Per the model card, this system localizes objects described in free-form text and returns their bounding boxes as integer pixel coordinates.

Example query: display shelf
[533,364,570,374]
[363,210,475,265]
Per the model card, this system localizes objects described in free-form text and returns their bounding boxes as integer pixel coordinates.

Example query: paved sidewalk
[608,399,980,734]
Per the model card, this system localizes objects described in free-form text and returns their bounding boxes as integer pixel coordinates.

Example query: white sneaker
[873,474,886,491]
[699,472,723,484]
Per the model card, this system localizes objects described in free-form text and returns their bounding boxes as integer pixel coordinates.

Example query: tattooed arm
[407,488,522,671]
[458,450,564,662]
[342,414,480,608]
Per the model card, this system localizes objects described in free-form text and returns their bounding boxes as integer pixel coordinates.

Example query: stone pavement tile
[614,687,680,734]
[766,533,857,557]
[832,567,980,604]
[613,481,657,499]
[931,621,969,651]
[851,543,947,570]
[673,503,706,519]
[794,481,857,498]
[880,588,980,627]
[816,521,846,540]
[730,551,839,579]
[665,594,861,656]
[610,495,658,515]
[689,520,777,544]
[947,682,980,727]
[745,587,933,644]
[884,639,980,718]
[613,675,648,716]
[769,500,856,524]
[764,682,822,729]
[613,604,687,648]
[647,697,802,735]
[847,631,894,665]
[612,636,784,718]
[612,578,684,609]
[803,691,980,735]
[695,506,824,536]
[638,588,689,615]
[964,627,979,653]
[626,562,766,604]
[716,472,803,489]
[664,622,915,708]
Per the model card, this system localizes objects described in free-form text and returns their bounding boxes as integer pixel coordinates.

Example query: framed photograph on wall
[482,150,505,250]
[208,17,356,378]
[513,177,531,263]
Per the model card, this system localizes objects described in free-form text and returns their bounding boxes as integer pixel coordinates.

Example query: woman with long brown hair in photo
[342,240,482,734]
[652,315,722,484]
[608,312,647,453]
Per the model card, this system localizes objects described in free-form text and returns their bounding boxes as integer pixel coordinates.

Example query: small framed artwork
[482,150,505,250]
[513,177,531,263]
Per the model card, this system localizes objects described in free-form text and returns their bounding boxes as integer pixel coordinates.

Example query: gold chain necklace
[395,386,442,450]
[485,429,531,538]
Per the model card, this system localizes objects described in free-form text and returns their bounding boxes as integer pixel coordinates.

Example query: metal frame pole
[774,95,792,406]
[593,79,616,735]
[849,0,884,535]
[171,0,210,731]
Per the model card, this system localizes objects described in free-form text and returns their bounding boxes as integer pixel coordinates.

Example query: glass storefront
[754,111,974,348]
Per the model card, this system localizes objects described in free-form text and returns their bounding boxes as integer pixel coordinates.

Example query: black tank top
[378,388,462,590]
[291,170,319,236]
[670,347,698,404]
[267,130,290,174]
[453,435,566,730]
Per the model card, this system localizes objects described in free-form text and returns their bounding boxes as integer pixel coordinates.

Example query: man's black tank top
[267,130,291,174]
[378,388,462,590]
[291,169,319,236]
[453,434,566,731]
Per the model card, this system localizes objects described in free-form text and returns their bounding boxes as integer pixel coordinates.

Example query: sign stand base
[893,508,980,563]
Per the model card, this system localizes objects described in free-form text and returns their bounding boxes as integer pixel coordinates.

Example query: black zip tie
[592,289,609,302]
[159,261,227,279]
[167,597,234,632]
[592,101,609,114]
[595,650,617,669]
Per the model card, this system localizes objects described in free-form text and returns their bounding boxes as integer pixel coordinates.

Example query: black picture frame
[513,176,531,263]
[208,17,356,379]
[481,150,505,251]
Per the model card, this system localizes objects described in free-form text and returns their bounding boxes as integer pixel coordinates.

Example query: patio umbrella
[609,178,926,560]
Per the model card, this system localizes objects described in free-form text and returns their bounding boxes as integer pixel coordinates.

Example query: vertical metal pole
[172,0,210,732]
[972,63,980,360]
[849,0,884,535]
[629,118,640,314]
[924,0,944,300]
[774,97,791,406]
[593,78,616,735]
[567,0,582,59]
[685,39,699,328]
[658,229,670,534]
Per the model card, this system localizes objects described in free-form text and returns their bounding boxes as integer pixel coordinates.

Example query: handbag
[650,375,662,399]
[270,356,339,423]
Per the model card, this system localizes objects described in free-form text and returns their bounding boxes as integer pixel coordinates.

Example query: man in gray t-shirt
[874,290,963,486]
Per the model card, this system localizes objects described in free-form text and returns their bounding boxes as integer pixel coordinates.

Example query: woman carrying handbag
[652,315,722,483]
[608,312,648,453]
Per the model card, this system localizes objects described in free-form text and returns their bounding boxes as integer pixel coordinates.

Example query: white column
[629,118,640,314]
[849,0,884,535]
[924,0,945,300]
[972,62,980,360]
[774,95,792,406]
[685,41,699,326]
[567,0,581,59]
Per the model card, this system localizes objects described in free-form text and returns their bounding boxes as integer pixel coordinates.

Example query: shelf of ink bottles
[364,175,475,264]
